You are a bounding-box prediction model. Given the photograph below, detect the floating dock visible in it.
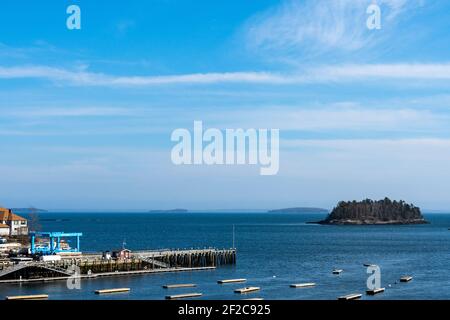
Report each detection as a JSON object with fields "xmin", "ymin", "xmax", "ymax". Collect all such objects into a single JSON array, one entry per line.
[
  {"xmin": 400, "ymin": 276, "xmax": 413, "ymax": 282},
  {"xmin": 5, "ymin": 294, "xmax": 49, "ymax": 300},
  {"xmin": 366, "ymin": 288, "xmax": 385, "ymax": 295},
  {"xmin": 165, "ymin": 293, "xmax": 203, "ymax": 300},
  {"xmin": 338, "ymin": 293, "xmax": 362, "ymax": 300},
  {"xmin": 163, "ymin": 284, "xmax": 196, "ymax": 289},
  {"xmin": 363, "ymin": 264, "xmax": 377, "ymax": 267},
  {"xmin": 234, "ymin": 287, "xmax": 260, "ymax": 294},
  {"xmin": 290, "ymin": 283, "xmax": 316, "ymax": 288},
  {"xmin": 332, "ymin": 269, "xmax": 343, "ymax": 274},
  {"xmin": 95, "ymin": 288, "xmax": 130, "ymax": 294},
  {"xmin": 218, "ymin": 278, "xmax": 246, "ymax": 284}
]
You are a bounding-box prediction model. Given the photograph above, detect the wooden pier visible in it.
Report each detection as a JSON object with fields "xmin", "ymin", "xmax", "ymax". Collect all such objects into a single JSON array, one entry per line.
[{"xmin": 0, "ymin": 248, "xmax": 236, "ymax": 284}]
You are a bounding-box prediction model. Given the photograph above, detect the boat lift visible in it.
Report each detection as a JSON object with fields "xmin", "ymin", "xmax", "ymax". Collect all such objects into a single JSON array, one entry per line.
[{"xmin": 30, "ymin": 231, "xmax": 82, "ymax": 255}]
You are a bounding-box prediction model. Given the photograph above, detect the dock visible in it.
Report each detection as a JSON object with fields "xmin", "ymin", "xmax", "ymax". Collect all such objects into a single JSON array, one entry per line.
[
  {"xmin": 0, "ymin": 248, "xmax": 236, "ymax": 284},
  {"xmin": 366, "ymin": 288, "xmax": 385, "ymax": 295},
  {"xmin": 338, "ymin": 293, "xmax": 362, "ymax": 300},
  {"xmin": 163, "ymin": 284, "xmax": 196, "ymax": 289},
  {"xmin": 0, "ymin": 266, "xmax": 216, "ymax": 284},
  {"xmin": 95, "ymin": 288, "xmax": 130, "ymax": 294},
  {"xmin": 400, "ymin": 276, "xmax": 413, "ymax": 282},
  {"xmin": 363, "ymin": 264, "xmax": 377, "ymax": 267},
  {"xmin": 218, "ymin": 278, "xmax": 246, "ymax": 284},
  {"xmin": 165, "ymin": 293, "xmax": 203, "ymax": 300},
  {"xmin": 234, "ymin": 287, "xmax": 260, "ymax": 294},
  {"xmin": 332, "ymin": 269, "xmax": 343, "ymax": 274},
  {"xmin": 290, "ymin": 283, "xmax": 316, "ymax": 288},
  {"xmin": 5, "ymin": 294, "xmax": 49, "ymax": 300}
]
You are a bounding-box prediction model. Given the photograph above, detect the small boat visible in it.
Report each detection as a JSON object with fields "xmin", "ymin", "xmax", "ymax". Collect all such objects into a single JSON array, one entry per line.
[{"xmin": 332, "ymin": 269, "xmax": 343, "ymax": 274}]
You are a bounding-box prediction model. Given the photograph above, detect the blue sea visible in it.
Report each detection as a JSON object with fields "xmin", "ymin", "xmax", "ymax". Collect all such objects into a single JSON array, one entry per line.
[{"xmin": 1, "ymin": 212, "xmax": 450, "ymax": 300}]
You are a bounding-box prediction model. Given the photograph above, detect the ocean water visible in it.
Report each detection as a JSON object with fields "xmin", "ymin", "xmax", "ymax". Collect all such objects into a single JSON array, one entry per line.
[{"xmin": 1, "ymin": 212, "xmax": 450, "ymax": 300}]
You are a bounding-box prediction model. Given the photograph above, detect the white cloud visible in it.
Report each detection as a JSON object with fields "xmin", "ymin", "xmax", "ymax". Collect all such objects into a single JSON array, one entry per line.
[
  {"xmin": 244, "ymin": 0, "xmax": 424, "ymax": 60},
  {"xmin": 1, "ymin": 63, "xmax": 450, "ymax": 87},
  {"xmin": 283, "ymin": 137, "xmax": 450, "ymax": 150},
  {"xmin": 314, "ymin": 63, "xmax": 450, "ymax": 80},
  {"xmin": 0, "ymin": 65, "xmax": 287, "ymax": 85},
  {"xmin": 0, "ymin": 102, "xmax": 447, "ymax": 137},
  {"xmin": 219, "ymin": 106, "xmax": 445, "ymax": 132},
  {"xmin": 3, "ymin": 107, "xmax": 131, "ymax": 118}
]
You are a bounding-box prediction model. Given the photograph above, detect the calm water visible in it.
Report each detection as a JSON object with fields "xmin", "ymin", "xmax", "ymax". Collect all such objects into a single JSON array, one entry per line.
[{"xmin": 1, "ymin": 212, "xmax": 450, "ymax": 300}]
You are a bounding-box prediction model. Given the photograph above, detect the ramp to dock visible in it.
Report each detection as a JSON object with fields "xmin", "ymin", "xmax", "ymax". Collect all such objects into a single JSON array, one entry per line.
[{"xmin": 0, "ymin": 262, "xmax": 73, "ymax": 281}]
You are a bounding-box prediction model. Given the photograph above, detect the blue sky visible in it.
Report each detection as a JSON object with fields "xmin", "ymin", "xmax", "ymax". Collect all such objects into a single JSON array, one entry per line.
[{"xmin": 1, "ymin": 0, "xmax": 450, "ymax": 210}]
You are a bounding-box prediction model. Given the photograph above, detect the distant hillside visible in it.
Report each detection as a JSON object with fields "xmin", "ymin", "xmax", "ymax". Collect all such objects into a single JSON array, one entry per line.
[
  {"xmin": 149, "ymin": 209, "xmax": 188, "ymax": 213},
  {"xmin": 268, "ymin": 207, "xmax": 329, "ymax": 214},
  {"xmin": 317, "ymin": 198, "xmax": 428, "ymax": 225}
]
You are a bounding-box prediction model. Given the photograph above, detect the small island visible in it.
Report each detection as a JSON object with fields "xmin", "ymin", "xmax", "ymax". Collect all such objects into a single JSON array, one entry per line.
[
  {"xmin": 316, "ymin": 198, "xmax": 428, "ymax": 225},
  {"xmin": 268, "ymin": 207, "xmax": 328, "ymax": 214},
  {"xmin": 148, "ymin": 209, "xmax": 188, "ymax": 213}
]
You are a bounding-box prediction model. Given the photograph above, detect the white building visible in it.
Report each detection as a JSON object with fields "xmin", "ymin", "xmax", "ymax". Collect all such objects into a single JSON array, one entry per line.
[
  {"xmin": 0, "ymin": 208, "xmax": 28, "ymax": 236},
  {"xmin": 0, "ymin": 223, "xmax": 9, "ymax": 236}
]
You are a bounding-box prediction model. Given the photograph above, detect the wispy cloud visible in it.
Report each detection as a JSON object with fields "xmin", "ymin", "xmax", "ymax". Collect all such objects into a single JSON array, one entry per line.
[
  {"xmin": 244, "ymin": 0, "xmax": 424, "ymax": 61},
  {"xmin": 2, "ymin": 63, "xmax": 450, "ymax": 87},
  {"xmin": 3, "ymin": 107, "xmax": 131, "ymax": 118},
  {"xmin": 0, "ymin": 65, "xmax": 284, "ymax": 85},
  {"xmin": 216, "ymin": 106, "xmax": 446, "ymax": 133}
]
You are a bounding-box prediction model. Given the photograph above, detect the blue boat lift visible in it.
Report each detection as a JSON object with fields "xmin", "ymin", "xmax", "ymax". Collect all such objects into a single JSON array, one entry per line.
[{"xmin": 30, "ymin": 231, "xmax": 83, "ymax": 255}]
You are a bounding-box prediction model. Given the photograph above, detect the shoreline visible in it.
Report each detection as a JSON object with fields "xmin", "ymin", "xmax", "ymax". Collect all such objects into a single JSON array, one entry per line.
[{"xmin": 308, "ymin": 219, "xmax": 429, "ymax": 225}]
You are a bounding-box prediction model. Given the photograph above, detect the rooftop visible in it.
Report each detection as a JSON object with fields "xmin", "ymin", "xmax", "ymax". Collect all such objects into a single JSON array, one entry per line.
[{"xmin": 0, "ymin": 208, "xmax": 27, "ymax": 222}]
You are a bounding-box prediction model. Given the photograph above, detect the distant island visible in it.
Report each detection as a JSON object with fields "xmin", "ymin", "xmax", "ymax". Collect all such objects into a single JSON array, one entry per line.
[
  {"xmin": 315, "ymin": 198, "xmax": 428, "ymax": 225},
  {"xmin": 148, "ymin": 209, "xmax": 188, "ymax": 213},
  {"xmin": 11, "ymin": 208, "xmax": 48, "ymax": 214},
  {"xmin": 268, "ymin": 207, "xmax": 328, "ymax": 214}
]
